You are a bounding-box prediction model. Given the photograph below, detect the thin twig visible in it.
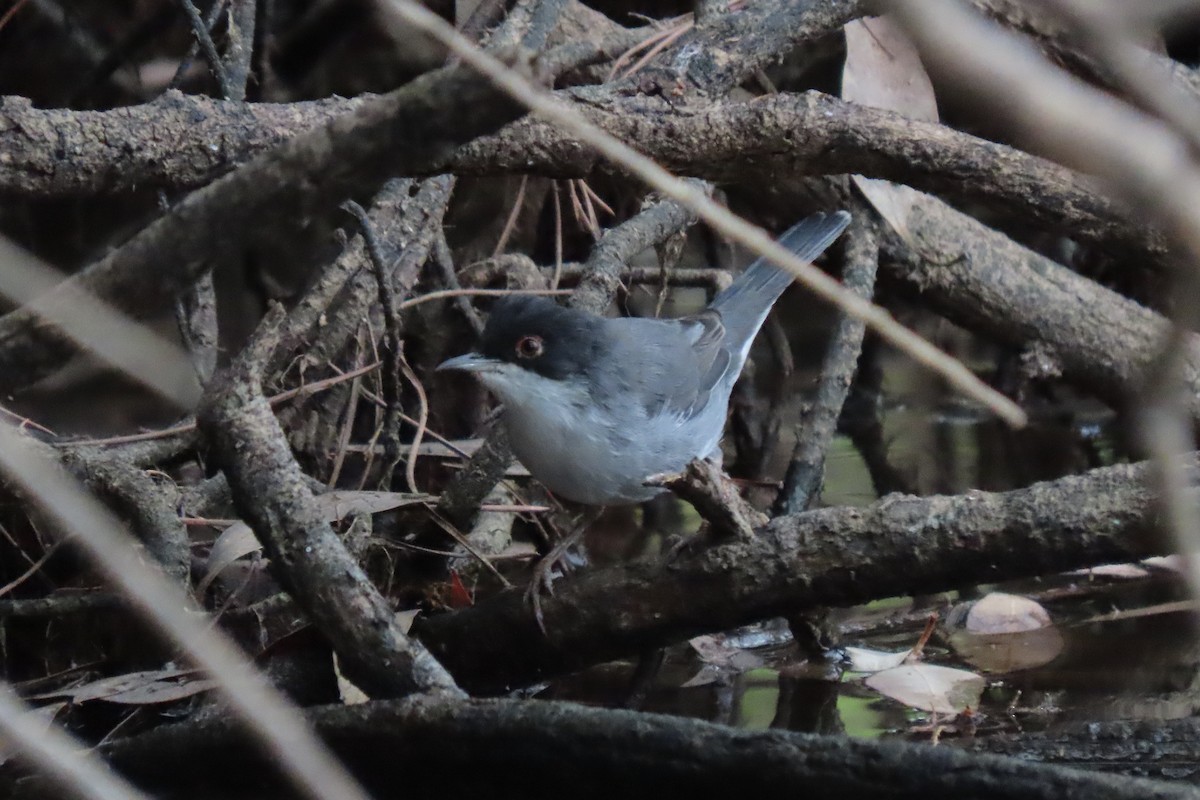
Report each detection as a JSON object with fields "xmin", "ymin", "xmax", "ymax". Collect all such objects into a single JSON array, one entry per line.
[
  {"xmin": 579, "ymin": 180, "xmax": 615, "ymax": 217},
  {"xmin": 342, "ymin": 200, "xmax": 406, "ymax": 489},
  {"xmin": 493, "ymin": 174, "xmax": 529, "ymax": 256},
  {"xmin": 64, "ymin": 361, "xmax": 381, "ymax": 447},
  {"xmin": 433, "ymin": 230, "xmax": 485, "ymax": 334},
  {"xmin": 427, "ymin": 510, "xmax": 513, "ymax": 588},
  {"xmin": 399, "ymin": 287, "xmax": 571, "ymax": 309},
  {"xmin": 551, "ymin": 180, "xmax": 564, "ymax": 288},
  {"xmin": 175, "ymin": 0, "xmax": 235, "ymax": 97},
  {"xmin": 565, "ymin": 178, "xmax": 589, "ymax": 235},
  {"xmin": 614, "ymin": 18, "xmax": 694, "ymax": 81},
  {"xmin": 606, "ymin": 14, "xmax": 692, "ymax": 81},
  {"xmin": 167, "ymin": 0, "xmax": 227, "ymax": 91},
  {"xmin": 326, "ymin": 332, "xmax": 367, "ymax": 488},
  {"xmin": 0, "ymin": 0, "xmax": 31, "ymax": 34},
  {"xmin": 398, "ymin": 349, "xmax": 429, "ymax": 495},
  {"xmin": 0, "ymin": 538, "xmax": 65, "ymax": 599}
]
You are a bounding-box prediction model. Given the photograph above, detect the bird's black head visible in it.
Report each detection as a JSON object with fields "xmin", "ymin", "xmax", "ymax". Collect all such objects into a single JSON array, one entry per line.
[{"xmin": 474, "ymin": 295, "xmax": 605, "ymax": 381}]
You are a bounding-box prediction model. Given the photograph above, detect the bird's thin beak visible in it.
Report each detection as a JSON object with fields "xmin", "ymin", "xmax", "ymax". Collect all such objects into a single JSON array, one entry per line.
[{"xmin": 436, "ymin": 352, "xmax": 497, "ymax": 373}]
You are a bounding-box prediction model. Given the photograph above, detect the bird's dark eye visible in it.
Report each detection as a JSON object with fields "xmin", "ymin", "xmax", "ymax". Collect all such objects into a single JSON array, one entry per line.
[{"xmin": 515, "ymin": 335, "xmax": 544, "ymax": 359}]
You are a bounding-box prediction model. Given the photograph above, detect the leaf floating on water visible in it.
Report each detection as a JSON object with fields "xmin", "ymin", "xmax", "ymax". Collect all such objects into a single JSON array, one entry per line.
[
  {"xmin": 949, "ymin": 627, "xmax": 1064, "ymax": 673},
  {"xmin": 1068, "ymin": 562, "xmax": 1150, "ymax": 579},
  {"xmin": 689, "ymin": 634, "xmax": 765, "ymax": 672},
  {"xmin": 965, "ymin": 592, "xmax": 1051, "ymax": 634},
  {"xmin": 865, "ymin": 664, "xmax": 984, "ymax": 715}
]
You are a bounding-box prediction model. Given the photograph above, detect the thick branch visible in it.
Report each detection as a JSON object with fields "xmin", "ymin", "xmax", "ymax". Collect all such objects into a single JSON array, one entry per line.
[
  {"xmin": 615, "ymin": 0, "xmax": 864, "ymax": 96},
  {"xmin": 199, "ymin": 316, "xmax": 463, "ymax": 699},
  {"xmin": 0, "ymin": 66, "xmax": 523, "ymax": 396},
  {"xmin": 455, "ymin": 91, "xmax": 1155, "ymax": 257},
  {"xmin": 17, "ymin": 696, "xmax": 1186, "ymax": 800},
  {"xmin": 415, "ymin": 459, "xmax": 1169, "ymax": 693},
  {"xmin": 880, "ymin": 192, "xmax": 1200, "ymax": 418},
  {"xmin": 0, "ymin": 92, "xmax": 1151, "ymax": 261}
]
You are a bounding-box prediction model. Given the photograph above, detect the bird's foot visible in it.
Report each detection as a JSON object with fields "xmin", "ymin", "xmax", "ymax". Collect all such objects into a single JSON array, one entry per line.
[
  {"xmin": 661, "ymin": 525, "xmax": 717, "ymax": 565},
  {"xmin": 525, "ymin": 511, "xmax": 600, "ymax": 634}
]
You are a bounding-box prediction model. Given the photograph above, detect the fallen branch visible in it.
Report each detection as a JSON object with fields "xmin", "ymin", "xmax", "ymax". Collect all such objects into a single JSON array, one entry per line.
[
  {"xmin": 0, "ymin": 91, "xmax": 1152, "ymax": 260},
  {"xmin": 0, "ymin": 65, "xmax": 524, "ymax": 397},
  {"xmin": 200, "ymin": 310, "xmax": 463, "ymax": 699},
  {"xmin": 880, "ymin": 191, "xmax": 1200, "ymax": 418},
  {"xmin": 415, "ymin": 459, "xmax": 1170, "ymax": 693},
  {"xmin": 10, "ymin": 696, "xmax": 1187, "ymax": 800}
]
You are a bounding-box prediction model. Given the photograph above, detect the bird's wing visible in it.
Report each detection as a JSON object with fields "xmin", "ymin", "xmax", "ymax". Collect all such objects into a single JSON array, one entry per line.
[
  {"xmin": 595, "ymin": 210, "xmax": 850, "ymax": 421},
  {"xmin": 601, "ymin": 312, "xmax": 730, "ymax": 419}
]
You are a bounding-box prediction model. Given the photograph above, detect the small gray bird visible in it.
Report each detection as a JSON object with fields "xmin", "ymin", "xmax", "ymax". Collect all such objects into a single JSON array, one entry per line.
[{"xmin": 438, "ymin": 211, "xmax": 851, "ymax": 509}]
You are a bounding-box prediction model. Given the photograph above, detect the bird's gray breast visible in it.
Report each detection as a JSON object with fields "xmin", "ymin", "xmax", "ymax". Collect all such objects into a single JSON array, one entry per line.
[{"xmin": 501, "ymin": 371, "xmax": 726, "ymax": 506}]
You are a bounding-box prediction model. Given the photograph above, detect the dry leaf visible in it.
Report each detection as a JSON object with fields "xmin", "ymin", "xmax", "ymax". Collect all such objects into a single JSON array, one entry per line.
[
  {"xmin": 333, "ymin": 653, "xmax": 370, "ymax": 705},
  {"xmin": 196, "ymin": 523, "xmax": 263, "ymax": 596},
  {"xmin": 842, "ymin": 15, "xmax": 938, "ymax": 245},
  {"xmin": 680, "ymin": 665, "xmax": 723, "ymax": 689},
  {"xmin": 845, "ymin": 645, "xmax": 912, "ymax": 673},
  {"xmin": 843, "ymin": 16, "xmax": 937, "ymax": 120},
  {"xmin": 965, "ymin": 592, "xmax": 1051, "ymax": 634},
  {"xmin": 197, "ymin": 490, "xmax": 430, "ymax": 595},
  {"xmin": 395, "ymin": 608, "xmax": 420, "ymax": 635},
  {"xmin": 31, "ymin": 669, "xmax": 215, "ymax": 705}
]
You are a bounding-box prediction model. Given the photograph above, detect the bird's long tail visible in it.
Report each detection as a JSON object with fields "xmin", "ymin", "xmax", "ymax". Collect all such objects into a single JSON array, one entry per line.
[{"xmin": 710, "ymin": 210, "xmax": 852, "ymax": 358}]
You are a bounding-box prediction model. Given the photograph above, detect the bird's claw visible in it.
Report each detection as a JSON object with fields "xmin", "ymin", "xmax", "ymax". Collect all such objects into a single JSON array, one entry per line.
[
  {"xmin": 661, "ymin": 527, "xmax": 711, "ymax": 566},
  {"xmin": 524, "ymin": 520, "xmax": 592, "ymax": 635},
  {"xmin": 525, "ymin": 549, "xmax": 570, "ymax": 634}
]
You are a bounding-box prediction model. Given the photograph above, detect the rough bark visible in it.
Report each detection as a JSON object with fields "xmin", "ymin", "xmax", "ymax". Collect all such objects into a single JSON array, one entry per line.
[
  {"xmin": 0, "ymin": 66, "xmax": 524, "ymax": 397},
  {"xmin": 415, "ymin": 459, "xmax": 1169, "ymax": 693},
  {"xmin": 880, "ymin": 192, "xmax": 1200, "ymax": 418},
  {"xmin": 0, "ymin": 91, "xmax": 1152, "ymax": 259},
  {"xmin": 200, "ymin": 313, "xmax": 463, "ymax": 699},
  {"xmin": 6, "ymin": 697, "xmax": 1189, "ymax": 800}
]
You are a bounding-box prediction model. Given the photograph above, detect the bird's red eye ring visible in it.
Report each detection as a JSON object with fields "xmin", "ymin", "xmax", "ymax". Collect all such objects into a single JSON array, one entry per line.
[{"xmin": 515, "ymin": 335, "xmax": 544, "ymax": 359}]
